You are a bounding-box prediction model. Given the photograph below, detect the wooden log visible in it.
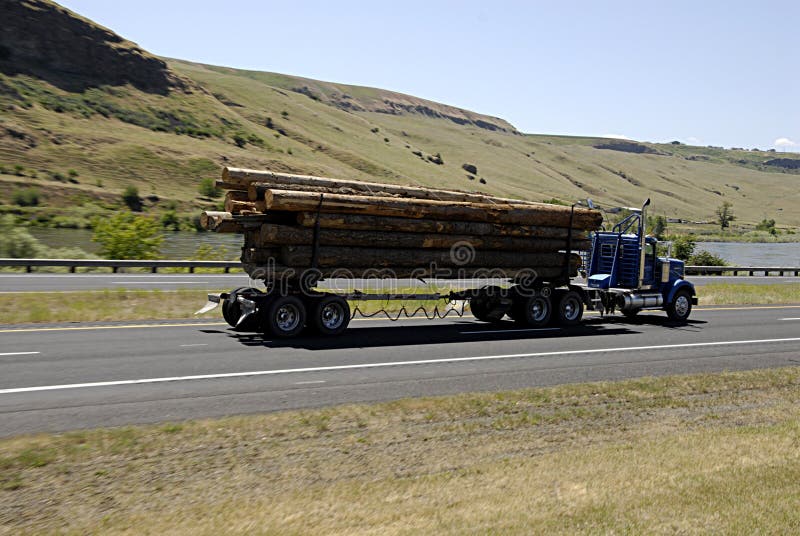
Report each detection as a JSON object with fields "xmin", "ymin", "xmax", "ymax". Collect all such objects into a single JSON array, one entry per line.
[
  {"xmin": 264, "ymin": 189, "xmax": 602, "ymax": 229},
  {"xmin": 223, "ymin": 167, "xmax": 542, "ymax": 206},
  {"xmin": 295, "ymin": 212, "xmax": 587, "ymax": 239},
  {"xmin": 256, "ymin": 224, "xmax": 590, "ymax": 252},
  {"xmin": 279, "ymin": 245, "xmax": 576, "ymax": 269},
  {"xmin": 200, "ymin": 211, "xmax": 244, "ymax": 233},
  {"xmin": 224, "ymin": 191, "xmax": 267, "ymax": 214},
  {"xmin": 247, "ymin": 182, "xmax": 363, "ymax": 201}
]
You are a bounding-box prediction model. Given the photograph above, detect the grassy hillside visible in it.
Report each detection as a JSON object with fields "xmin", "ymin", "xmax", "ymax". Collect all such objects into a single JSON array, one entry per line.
[{"xmin": 0, "ymin": 1, "xmax": 798, "ymax": 234}]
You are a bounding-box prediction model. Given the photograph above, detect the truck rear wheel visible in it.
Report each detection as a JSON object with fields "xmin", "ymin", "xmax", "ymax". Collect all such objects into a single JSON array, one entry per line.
[
  {"xmin": 666, "ymin": 290, "xmax": 693, "ymax": 322},
  {"xmin": 554, "ymin": 290, "xmax": 583, "ymax": 326},
  {"xmin": 262, "ymin": 295, "xmax": 306, "ymax": 338},
  {"xmin": 515, "ymin": 295, "xmax": 552, "ymax": 328},
  {"xmin": 309, "ymin": 295, "xmax": 350, "ymax": 336}
]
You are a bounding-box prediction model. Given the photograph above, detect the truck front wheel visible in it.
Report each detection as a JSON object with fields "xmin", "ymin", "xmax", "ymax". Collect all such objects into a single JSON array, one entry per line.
[
  {"xmin": 262, "ymin": 295, "xmax": 306, "ymax": 338},
  {"xmin": 666, "ymin": 290, "xmax": 693, "ymax": 322}
]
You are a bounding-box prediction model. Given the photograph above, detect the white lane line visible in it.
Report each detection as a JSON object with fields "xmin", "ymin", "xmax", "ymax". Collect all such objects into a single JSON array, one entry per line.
[
  {"xmin": 111, "ymin": 281, "xmax": 210, "ymax": 284},
  {"xmin": 780, "ymin": 318, "xmax": 800, "ymax": 321},
  {"xmin": 460, "ymin": 328, "xmax": 560, "ymax": 334},
  {"xmin": 2, "ymin": 337, "xmax": 800, "ymax": 395},
  {"xmin": 0, "ymin": 352, "xmax": 40, "ymax": 357},
  {"xmin": 179, "ymin": 343, "xmax": 208, "ymax": 347},
  {"xmin": 294, "ymin": 380, "xmax": 326, "ymax": 385}
]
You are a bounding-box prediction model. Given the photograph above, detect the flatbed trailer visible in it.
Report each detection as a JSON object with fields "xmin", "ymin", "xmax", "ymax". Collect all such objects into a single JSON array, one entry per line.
[{"xmin": 199, "ymin": 199, "xmax": 696, "ymax": 337}]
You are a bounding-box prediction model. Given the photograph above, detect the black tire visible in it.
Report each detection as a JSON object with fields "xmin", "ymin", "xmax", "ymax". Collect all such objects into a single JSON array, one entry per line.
[
  {"xmin": 222, "ymin": 287, "xmax": 261, "ymax": 331},
  {"xmin": 309, "ymin": 295, "xmax": 351, "ymax": 336},
  {"xmin": 262, "ymin": 295, "xmax": 306, "ymax": 338},
  {"xmin": 516, "ymin": 295, "xmax": 552, "ymax": 327},
  {"xmin": 554, "ymin": 290, "xmax": 584, "ymax": 326},
  {"xmin": 622, "ymin": 309, "xmax": 640, "ymax": 319},
  {"xmin": 469, "ymin": 297, "xmax": 494, "ymax": 322},
  {"xmin": 666, "ymin": 290, "xmax": 693, "ymax": 322}
]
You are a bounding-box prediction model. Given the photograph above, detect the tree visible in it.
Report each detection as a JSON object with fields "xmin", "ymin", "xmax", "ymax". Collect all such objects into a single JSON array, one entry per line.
[
  {"xmin": 672, "ymin": 234, "xmax": 696, "ymax": 261},
  {"xmin": 92, "ymin": 212, "xmax": 164, "ymax": 259},
  {"xmin": 648, "ymin": 215, "xmax": 667, "ymax": 239},
  {"xmin": 715, "ymin": 201, "xmax": 735, "ymax": 230}
]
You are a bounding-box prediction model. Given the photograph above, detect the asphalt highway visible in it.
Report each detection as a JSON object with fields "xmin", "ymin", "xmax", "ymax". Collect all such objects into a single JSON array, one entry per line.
[
  {"xmin": 1, "ymin": 273, "xmax": 798, "ymax": 292},
  {"xmin": 1, "ymin": 305, "xmax": 799, "ymax": 436}
]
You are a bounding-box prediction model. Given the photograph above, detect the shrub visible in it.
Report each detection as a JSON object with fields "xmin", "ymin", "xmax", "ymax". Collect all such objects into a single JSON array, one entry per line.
[
  {"xmin": 13, "ymin": 164, "xmax": 24, "ymax": 176},
  {"xmin": 92, "ymin": 212, "xmax": 163, "ymax": 259},
  {"xmin": 68, "ymin": 169, "xmax": 79, "ymax": 178},
  {"xmin": 12, "ymin": 188, "xmax": 40, "ymax": 207},
  {"xmin": 755, "ymin": 218, "xmax": 777, "ymax": 235},
  {"xmin": 160, "ymin": 210, "xmax": 180, "ymax": 231},
  {"xmin": 198, "ymin": 178, "xmax": 220, "ymax": 198},
  {"xmin": 233, "ymin": 133, "xmax": 247, "ymax": 148},
  {"xmin": 689, "ymin": 250, "xmax": 727, "ymax": 266},
  {"xmin": 122, "ymin": 185, "xmax": 142, "ymax": 211}
]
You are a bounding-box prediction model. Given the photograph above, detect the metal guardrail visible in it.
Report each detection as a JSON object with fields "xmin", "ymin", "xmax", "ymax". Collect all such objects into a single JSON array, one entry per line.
[
  {"xmin": 0, "ymin": 258, "xmax": 241, "ymax": 273},
  {"xmin": 0, "ymin": 259, "xmax": 798, "ymax": 276},
  {"xmin": 685, "ymin": 266, "xmax": 800, "ymax": 276}
]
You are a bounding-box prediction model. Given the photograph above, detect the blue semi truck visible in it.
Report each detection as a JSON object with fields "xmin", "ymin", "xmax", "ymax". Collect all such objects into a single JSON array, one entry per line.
[{"xmin": 201, "ymin": 199, "xmax": 697, "ymax": 337}]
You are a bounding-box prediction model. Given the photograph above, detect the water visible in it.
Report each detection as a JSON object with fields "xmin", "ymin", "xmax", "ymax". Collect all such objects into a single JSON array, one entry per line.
[
  {"xmin": 29, "ymin": 228, "xmax": 243, "ymax": 259},
  {"xmin": 26, "ymin": 229, "xmax": 800, "ymax": 266},
  {"xmin": 698, "ymin": 242, "xmax": 799, "ymax": 267}
]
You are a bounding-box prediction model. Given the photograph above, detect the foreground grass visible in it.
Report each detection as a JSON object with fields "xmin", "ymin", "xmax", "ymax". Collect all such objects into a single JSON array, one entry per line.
[
  {"xmin": 0, "ymin": 283, "xmax": 798, "ymax": 325},
  {"xmin": 2, "ymin": 367, "xmax": 800, "ymax": 534}
]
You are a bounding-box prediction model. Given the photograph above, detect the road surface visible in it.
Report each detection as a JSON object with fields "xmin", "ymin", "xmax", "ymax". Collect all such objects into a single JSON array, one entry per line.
[{"xmin": 1, "ymin": 304, "xmax": 799, "ymax": 436}]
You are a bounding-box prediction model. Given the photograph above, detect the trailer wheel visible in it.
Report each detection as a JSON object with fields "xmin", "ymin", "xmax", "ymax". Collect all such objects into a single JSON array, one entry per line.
[
  {"xmin": 516, "ymin": 295, "xmax": 552, "ymax": 327},
  {"xmin": 309, "ymin": 295, "xmax": 351, "ymax": 336},
  {"xmin": 666, "ymin": 290, "xmax": 693, "ymax": 322},
  {"xmin": 622, "ymin": 309, "xmax": 640, "ymax": 318},
  {"xmin": 222, "ymin": 287, "xmax": 262, "ymax": 331},
  {"xmin": 263, "ymin": 295, "xmax": 306, "ymax": 338},
  {"xmin": 554, "ymin": 290, "xmax": 583, "ymax": 326},
  {"xmin": 469, "ymin": 297, "xmax": 493, "ymax": 322}
]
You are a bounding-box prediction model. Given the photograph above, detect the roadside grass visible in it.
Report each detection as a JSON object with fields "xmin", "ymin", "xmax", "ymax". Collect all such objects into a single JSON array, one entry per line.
[
  {"xmin": 0, "ymin": 283, "xmax": 797, "ymax": 324},
  {"xmin": 699, "ymin": 282, "xmax": 800, "ymax": 305},
  {"xmin": 2, "ymin": 367, "xmax": 800, "ymax": 533}
]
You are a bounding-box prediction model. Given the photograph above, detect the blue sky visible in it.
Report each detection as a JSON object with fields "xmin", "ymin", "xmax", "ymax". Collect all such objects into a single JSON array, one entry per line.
[{"xmin": 58, "ymin": 0, "xmax": 799, "ymax": 151}]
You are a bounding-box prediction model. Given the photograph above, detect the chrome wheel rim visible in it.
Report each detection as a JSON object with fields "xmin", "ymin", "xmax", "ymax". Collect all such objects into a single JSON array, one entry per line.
[
  {"xmin": 530, "ymin": 298, "xmax": 548, "ymax": 322},
  {"xmin": 674, "ymin": 295, "xmax": 690, "ymax": 318},
  {"xmin": 563, "ymin": 297, "xmax": 580, "ymax": 321},
  {"xmin": 321, "ymin": 303, "xmax": 344, "ymax": 330},
  {"xmin": 276, "ymin": 304, "xmax": 300, "ymax": 332}
]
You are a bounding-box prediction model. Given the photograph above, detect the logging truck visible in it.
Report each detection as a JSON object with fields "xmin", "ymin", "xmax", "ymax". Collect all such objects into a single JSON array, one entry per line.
[{"xmin": 199, "ymin": 197, "xmax": 697, "ymax": 338}]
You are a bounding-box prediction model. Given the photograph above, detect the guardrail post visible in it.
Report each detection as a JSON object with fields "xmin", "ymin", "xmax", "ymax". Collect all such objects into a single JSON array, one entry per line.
[
  {"xmin": 189, "ymin": 266, "xmax": 195, "ymax": 273},
  {"xmin": 26, "ymin": 265, "xmax": 32, "ymax": 273},
  {"xmin": 112, "ymin": 266, "xmax": 118, "ymax": 274},
  {"xmin": 151, "ymin": 266, "xmax": 157, "ymax": 273}
]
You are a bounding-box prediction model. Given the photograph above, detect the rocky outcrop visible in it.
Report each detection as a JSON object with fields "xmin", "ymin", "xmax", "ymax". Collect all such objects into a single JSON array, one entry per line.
[
  {"xmin": 764, "ymin": 158, "xmax": 800, "ymax": 170},
  {"xmin": 0, "ymin": 0, "xmax": 184, "ymax": 94},
  {"xmin": 593, "ymin": 141, "xmax": 667, "ymax": 155}
]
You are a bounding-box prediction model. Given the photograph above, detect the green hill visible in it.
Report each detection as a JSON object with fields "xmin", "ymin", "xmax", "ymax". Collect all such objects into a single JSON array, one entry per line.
[{"xmin": 1, "ymin": 0, "xmax": 798, "ymax": 234}]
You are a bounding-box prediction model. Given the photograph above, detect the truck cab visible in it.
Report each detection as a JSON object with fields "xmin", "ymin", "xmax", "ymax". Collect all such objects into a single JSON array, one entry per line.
[{"xmin": 583, "ymin": 199, "xmax": 697, "ymax": 321}]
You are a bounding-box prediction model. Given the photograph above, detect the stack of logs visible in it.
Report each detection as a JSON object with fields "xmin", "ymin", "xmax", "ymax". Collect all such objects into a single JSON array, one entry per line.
[{"xmin": 200, "ymin": 168, "xmax": 603, "ymax": 280}]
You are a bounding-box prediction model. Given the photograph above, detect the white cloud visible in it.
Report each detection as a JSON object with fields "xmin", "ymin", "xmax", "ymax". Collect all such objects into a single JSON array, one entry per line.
[
  {"xmin": 686, "ymin": 136, "xmax": 702, "ymax": 145},
  {"xmin": 602, "ymin": 133, "xmax": 630, "ymax": 140},
  {"xmin": 774, "ymin": 137, "xmax": 797, "ymax": 148}
]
